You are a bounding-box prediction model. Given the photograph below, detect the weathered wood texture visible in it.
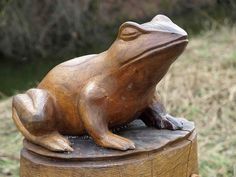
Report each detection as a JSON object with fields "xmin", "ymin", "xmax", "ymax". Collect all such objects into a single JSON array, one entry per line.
[{"xmin": 20, "ymin": 120, "xmax": 198, "ymax": 177}]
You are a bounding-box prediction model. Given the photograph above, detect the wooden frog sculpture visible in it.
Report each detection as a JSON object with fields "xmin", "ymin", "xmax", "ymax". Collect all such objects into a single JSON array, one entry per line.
[{"xmin": 12, "ymin": 15, "xmax": 188, "ymax": 152}]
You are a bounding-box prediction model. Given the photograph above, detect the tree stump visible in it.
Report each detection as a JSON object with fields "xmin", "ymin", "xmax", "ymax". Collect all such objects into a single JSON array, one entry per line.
[{"xmin": 20, "ymin": 119, "xmax": 198, "ymax": 177}]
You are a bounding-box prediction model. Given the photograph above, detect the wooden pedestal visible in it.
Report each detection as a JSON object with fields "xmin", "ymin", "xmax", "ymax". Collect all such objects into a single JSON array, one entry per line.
[{"xmin": 20, "ymin": 119, "xmax": 198, "ymax": 177}]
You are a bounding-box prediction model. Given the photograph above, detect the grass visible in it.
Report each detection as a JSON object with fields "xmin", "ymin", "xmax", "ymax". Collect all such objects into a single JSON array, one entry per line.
[
  {"xmin": 0, "ymin": 99, "xmax": 21, "ymax": 177},
  {"xmin": 0, "ymin": 26, "xmax": 236, "ymax": 177}
]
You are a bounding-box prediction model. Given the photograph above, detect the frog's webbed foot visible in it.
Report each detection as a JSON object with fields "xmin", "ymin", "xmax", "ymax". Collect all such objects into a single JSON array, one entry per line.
[
  {"xmin": 38, "ymin": 132, "xmax": 73, "ymax": 152},
  {"xmin": 97, "ymin": 132, "xmax": 135, "ymax": 151},
  {"xmin": 141, "ymin": 110, "xmax": 183, "ymax": 130},
  {"xmin": 140, "ymin": 94, "xmax": 183, "ymax": 130}
]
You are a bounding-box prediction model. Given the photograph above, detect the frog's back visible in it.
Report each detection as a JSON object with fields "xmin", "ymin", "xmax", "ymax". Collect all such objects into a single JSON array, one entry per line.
[
  {"xmin": 38, "ymin": 54, "xmax": 97, "ymax": 92},
  {"xmin": 59, "ymin": 54, "xmax": 97, "ymax": 67}
]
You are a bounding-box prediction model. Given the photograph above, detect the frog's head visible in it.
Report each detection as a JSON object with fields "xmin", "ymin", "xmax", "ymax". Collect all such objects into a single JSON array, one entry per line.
[{"xmin": 107, "ymin": 15, "xmax": 188, "ymax": 70}]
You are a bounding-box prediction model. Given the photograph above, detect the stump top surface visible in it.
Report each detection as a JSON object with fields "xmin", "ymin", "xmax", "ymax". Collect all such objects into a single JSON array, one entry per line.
[{"xmin": 24, "ymin": 118, "xmax": 194, "ymax": 161}]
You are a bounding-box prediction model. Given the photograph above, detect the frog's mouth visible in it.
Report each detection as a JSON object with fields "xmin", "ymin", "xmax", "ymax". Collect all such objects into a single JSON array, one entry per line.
[{"xmin": 120, "ymin": 36, "xmax": 188, "ymax": 68}]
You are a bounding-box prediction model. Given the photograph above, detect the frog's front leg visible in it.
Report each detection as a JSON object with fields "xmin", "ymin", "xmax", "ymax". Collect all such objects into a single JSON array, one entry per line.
[
  {"xmin": 79, "ymin": 82, "xmax": 135, "ymax": 151},
  {"xmin": 140, "ymin": 94, "xmax": 183, "ymax": 130}
]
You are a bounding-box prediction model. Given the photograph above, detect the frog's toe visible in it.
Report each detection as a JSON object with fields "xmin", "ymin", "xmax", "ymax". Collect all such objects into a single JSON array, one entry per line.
[
  {"xmin": 165, "ymin": 115, "xmax": 184, "ymax": 130},
  {"xmin": 50, "ymin": 138, "xmax": 74, "ymax": 152}
]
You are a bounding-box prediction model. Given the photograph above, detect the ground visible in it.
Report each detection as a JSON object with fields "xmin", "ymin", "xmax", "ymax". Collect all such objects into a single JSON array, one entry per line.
[{"xmin": 0, "ymin": 26, "xmax": 236, "ymax": 177}]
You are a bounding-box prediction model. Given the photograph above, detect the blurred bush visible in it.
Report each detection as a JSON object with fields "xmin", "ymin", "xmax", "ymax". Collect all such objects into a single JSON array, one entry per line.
[
  {"xmin": 0, "ymin": 0, "xmax": 235, "ymax": 62},
  {"xmin": 0, "ymin": 0, "xmax": 100, "ymax": 61}
]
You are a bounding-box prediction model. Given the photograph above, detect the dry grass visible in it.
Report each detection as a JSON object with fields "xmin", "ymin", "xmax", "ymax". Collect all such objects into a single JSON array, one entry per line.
[
  {"xmin": 0, "ymin": 26, "xmax": 236, "ymax": 177},
  {"xmin": 0, "ymin": 99, "xmax": 22, "ymax": 177}
]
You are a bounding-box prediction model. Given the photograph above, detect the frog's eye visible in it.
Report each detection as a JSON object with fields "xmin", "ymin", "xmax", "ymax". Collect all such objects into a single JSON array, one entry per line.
[{"xmin": 119, "ymin": 24, "xmax": 141, "ymax": 41}]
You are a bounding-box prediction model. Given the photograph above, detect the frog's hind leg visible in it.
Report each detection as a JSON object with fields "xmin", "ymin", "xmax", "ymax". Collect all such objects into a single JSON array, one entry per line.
[
  {"xmin": 12, "ymin": 88, "xmax": 73, "ymax": 152},
  {"xmin": 140, "ymin": 94, "xmax": 183, "ymax": 130}
]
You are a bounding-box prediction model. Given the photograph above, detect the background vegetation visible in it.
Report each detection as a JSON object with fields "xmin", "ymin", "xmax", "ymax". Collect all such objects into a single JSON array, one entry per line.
[
  {"xmin": 0, "ymin": 0, "xmax": 236, "ymax": 177},
  {"xmin": 0, "ymin": 0, "xmax": 236, "ymax": 97}
]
